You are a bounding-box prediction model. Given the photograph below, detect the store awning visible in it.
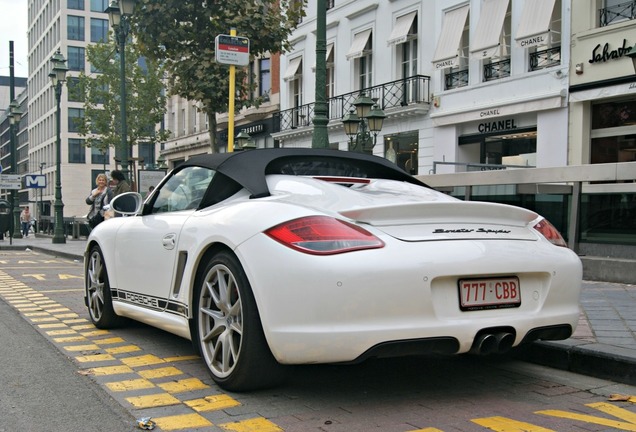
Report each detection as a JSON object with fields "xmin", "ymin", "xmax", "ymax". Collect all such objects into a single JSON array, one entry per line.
[
  {"xmin": 470, "ymin": 0, "xmax": 509, "ymax": 60},
  {"xmin": 346, "ymin": 29, "xmax": 372, "ymax": 60},
  {"xmin": 432, "ymin": 4, "xmax": 470, "ymax": 70},
  {"xmin": 387, "ymin": 11, "xmax": 417, "ymax": 46},
  {"xmin": 283, "ymin": 56, "xmax": 302, "ymax": 81},
  {"xmin": 515, "ymin": 0, "xmax": 556, "ymax": 48},
  {"xmin": 312, "ymin": 43, "xmax": 334, "ymax": 71}
]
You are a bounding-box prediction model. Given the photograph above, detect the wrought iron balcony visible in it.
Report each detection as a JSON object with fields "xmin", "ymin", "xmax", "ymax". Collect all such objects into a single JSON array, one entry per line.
[
  {"xmin": 600, "ymin": 0, "xmax": 636, "ymax": 26},
  {"xmin": 484, "ymin": 59, "xmax": 511, "ymax": 82},
  {"xmin": 445, "ymin": 69, "xmax": 469, "ymax": 90},
  {"xmin": 274, "ymin": 75, "xmax": 430, "ymax": 133},
  {"xmin": 529, "ymin": 46, "xmax": 561, "ymax": 71}
]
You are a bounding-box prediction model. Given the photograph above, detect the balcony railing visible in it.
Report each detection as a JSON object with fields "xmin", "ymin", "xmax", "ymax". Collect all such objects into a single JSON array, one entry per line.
[
  {"xmin": 484, "ymin": 59, "xmax": 511, "ymax": 82},
  {"xmin": 529, "ymin": 46, "xmax": 561, "ymax": 71},
  {"xmin": 600, "ymin": 0, "xmax": 636, "ymax": 26},
  {"xmin": 445, "ymin": 69, "xmax": 469, "ymax": 90},
  {"xmin": 274, "ymin": 75, "xmax": 430, "ymax": 132}
]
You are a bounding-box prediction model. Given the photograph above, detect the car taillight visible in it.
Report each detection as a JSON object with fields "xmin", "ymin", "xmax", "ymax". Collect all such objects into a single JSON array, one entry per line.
[
  {"xmin": 265, "ymin": 216, "xmax": 385, "ymax": 255},
  {"xmin": 533, "ymin": 218, "xmax": 567, "ymax": 247}
]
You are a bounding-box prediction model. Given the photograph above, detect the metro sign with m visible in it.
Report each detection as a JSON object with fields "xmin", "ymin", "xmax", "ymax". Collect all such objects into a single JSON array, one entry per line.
[{"xmin": 25, "ymin": 174, "xmax": 46, "ymax": 188}]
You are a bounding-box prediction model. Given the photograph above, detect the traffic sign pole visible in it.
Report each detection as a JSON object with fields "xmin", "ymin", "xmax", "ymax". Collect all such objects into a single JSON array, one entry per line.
[{"xmin": 228, "ymin": 28, "xmax": 236, "ymax": 152}]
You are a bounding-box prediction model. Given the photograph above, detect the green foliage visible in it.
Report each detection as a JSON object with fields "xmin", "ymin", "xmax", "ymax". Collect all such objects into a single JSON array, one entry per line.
[
  {"xmin": 76, "ymin": 37, "xmax": 170, "ymax": 156},
  {"xmin": 131, "ymin": 0, "xmax": 305, "ymax": 152}
]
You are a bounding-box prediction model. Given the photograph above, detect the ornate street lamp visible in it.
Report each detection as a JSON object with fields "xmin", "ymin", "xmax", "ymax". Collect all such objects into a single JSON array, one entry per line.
[
  {"xmin": 8, "ymin": 99, "xmax": 24, "ymax": 239},
  {"xmin": 236, "ymin": 131, "xmax": 256, "ymax": 150},
  {"xmin": 106, "ymin": 0, "xmax": 135, "ymax": 182},
  {"xmin": 49, "ymin": 49, "xmax": 69, "ymax": 244},
  {"xmin": 342, "ymin": 93, "xmax": 386, "ymax": 154}
]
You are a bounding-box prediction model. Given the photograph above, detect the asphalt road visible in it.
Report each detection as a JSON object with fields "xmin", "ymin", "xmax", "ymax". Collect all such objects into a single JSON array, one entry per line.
[
  {"xmin": 0, "ymin": 296, "xmax": 136, "ymax": 432},
  {"xmin": 1, "ymin": 249, "xmax": 636, "ymax": 432}
]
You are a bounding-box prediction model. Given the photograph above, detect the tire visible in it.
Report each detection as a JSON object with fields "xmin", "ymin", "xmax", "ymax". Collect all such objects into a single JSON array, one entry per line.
[
  {"xmin": 193, "ymin": 251, "xmax": 284, "ymax": 391},
  {"xmin": 85, "ymin": 245, "xmax": 123, "ymax": 328}
]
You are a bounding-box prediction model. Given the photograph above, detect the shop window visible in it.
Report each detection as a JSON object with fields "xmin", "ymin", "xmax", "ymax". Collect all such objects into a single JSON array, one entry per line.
[
  {"xmin": 383, "ymin": 131, "xmax": 419, "ymax": 175},
  {"xmin": 591, "ymin": 100, "xmax": 636, "ymax": 164}
]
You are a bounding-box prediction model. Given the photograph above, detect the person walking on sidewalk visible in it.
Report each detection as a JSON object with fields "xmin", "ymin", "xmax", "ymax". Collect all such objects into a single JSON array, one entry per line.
[{"xmin": 20, "ymin": 207, "xmax": 31, "ymax": 238}]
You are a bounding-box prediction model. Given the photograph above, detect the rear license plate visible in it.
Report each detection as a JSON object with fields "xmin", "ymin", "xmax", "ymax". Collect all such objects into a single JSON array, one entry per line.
[{"xmin": 458, "ymin": 277, "xmax": 521, "ymax": 311}]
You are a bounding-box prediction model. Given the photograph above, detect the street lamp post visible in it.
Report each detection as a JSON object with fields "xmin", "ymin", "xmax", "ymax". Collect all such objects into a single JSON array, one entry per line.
[
  {"xmin": 49, "ymin": 49, "xmax": 69, "ymax": 244},
  {"xmin": 312, "ymin": 0, "xmax": 329, "ymax": 148},
  {"xmin": 106, "ymin": 0, "xmax": 135, "ymax": 183},
  {"xmin": 342, "ymin": 93, "xmax": 386, "ymax": 154},
  {"xmin": 8, "ymin": 100, "xmax": 24, "ymax": 239}
]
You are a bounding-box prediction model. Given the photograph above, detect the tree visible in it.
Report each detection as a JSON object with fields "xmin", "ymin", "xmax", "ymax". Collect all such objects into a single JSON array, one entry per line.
[
  {"xmin": 76, "ymin": 38, "xmax": 170, "ymax": 164},
  {"xmin": 132, "ymin": 0, "xmax": 305, "ymax": 153}
]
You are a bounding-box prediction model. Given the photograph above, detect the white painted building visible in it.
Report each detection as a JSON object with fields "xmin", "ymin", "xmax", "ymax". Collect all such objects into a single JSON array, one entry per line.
[{"xmin": 274, "ymin": 0, "xmax": 568, "ymax": 178}]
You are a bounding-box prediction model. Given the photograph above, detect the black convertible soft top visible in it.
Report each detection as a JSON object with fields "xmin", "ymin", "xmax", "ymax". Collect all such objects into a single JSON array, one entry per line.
[{"xmin": 178, "ymin": 148, "xmax": 427, "ymax": 199}]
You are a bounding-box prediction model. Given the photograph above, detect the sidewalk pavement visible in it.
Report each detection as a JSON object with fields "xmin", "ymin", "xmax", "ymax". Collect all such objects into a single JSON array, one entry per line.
[{"xmin": 1, "ymin": 234, "xmax": 635, "ymax": 385}]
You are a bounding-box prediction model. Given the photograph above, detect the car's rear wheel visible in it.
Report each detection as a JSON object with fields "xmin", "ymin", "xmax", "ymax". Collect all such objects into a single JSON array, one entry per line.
[
  {"xmin": 194, "ymin": 251, "xmax": 284, "ymax": 391},
  {"xmin": 85, "ymin": 245, "xmax": 123, "ymax": 328}
]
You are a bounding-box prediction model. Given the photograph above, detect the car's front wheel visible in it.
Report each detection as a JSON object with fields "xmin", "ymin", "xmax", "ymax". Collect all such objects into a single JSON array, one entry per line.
[
  {"xmin": 194, "ymin": 251, "xmax": 284, "ymax": 391},
  {"xmin": 85, "ymin": 245, "xmax": 123, "ymax": 328}
]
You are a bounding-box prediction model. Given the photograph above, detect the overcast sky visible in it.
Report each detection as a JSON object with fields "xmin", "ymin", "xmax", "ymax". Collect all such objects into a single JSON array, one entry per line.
[{"xmin": 0, "ymin": 0, "xmax": 29, "ymax": 78}]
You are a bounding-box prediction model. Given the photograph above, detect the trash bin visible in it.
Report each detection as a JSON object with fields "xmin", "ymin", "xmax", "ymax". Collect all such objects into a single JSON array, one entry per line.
[{"xmin": 0, "ymin": 200, "xmax": 12, "ymax": 239}]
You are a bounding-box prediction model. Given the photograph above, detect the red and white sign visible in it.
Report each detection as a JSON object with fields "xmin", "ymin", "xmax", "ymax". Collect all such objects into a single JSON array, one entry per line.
[{"xmin": 215, "ymin": 34, "xmax": 250, "ymax": 66}]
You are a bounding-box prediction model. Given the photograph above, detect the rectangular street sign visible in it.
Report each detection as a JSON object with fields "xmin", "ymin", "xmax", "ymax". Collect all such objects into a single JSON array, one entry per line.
[
  {"xmin": 215, "ymin": 34, "xmax": 250, "ymax": 66},
  {"xmin": 0, "ymin": 174, "xmax": 21, "ymax": 190},
  {"xmin": 25, "ymin": 174, "xmax": 46, "ymax": 188}
]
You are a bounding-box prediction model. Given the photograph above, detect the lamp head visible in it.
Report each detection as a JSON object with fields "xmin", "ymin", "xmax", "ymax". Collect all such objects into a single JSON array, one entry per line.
[
  {"xmin": 342, "ymin": 109, "xmax": 360, "ymax": 137},
  {"xmin": 353, "ymin": 92, "xmax": 374, "ymax": 118}
]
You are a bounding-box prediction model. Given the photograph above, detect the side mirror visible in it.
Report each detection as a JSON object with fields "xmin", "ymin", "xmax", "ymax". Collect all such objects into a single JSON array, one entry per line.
[{"xmin": 110, "ymin": 192, "xmax": 143, "ymax": 215}]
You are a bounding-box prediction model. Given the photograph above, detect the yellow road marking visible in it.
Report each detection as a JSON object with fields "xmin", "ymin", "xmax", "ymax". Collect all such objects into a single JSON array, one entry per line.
[
  {"xmin": 64, "ymin": 344, "xmax": 100, "ymax": 352},
  {"xmin": 121, "ymin": 354, "xmax": 165, "ymax": 367},
  {"xmin": 30, "ymin": 317, "xmax": 59, "ymax": 323},
  {"xmin": 125, "ymin": 393, "xmax": 181, "ymax": 409},
  {"xmin": 473, "ymin": 416, "xmax": 555, "ymax": 431},
  {"xmin": 54, "ymin": 336, "xmax": 88, "ymax": 343},
  {"xmin": 184, "ymin": 394, "xmax": 241, "ymax": 412},
  {"xmin": 46, "ymin": 329, "xmax": 77, "ymax": 335},
  {"xmin": 81, "ymin": 330, "xmax": 110, "ymax": 337},
  {"xmin": 538, "ymin": 402, "xmax": 636, "ymax": 431},
  {"xmin": 75, "ymin": 353, "xmax": 116, "ymax": 362},
  {"xmin": 164, "ymin": 355, "xmax": 200, "ymax": 362},
  {"xmin": 60, "ymin": 274, "xmax": 82, "ymax": 279},
  {"xmin": 105, "ymin": 345, "xmax": 141, "ymax": 354},
  {"xmin": 71, "ymin": 324, "xmax": 95, "ymax": 330},
  {"xmin": 106, "ymin": 378, "xmax": 155, "ymax": 392},
  {"xmin": 94, "ymin": 337, "xmax": 125, "ymax": 345},
  {"xmin": 219, "ymin": 417, "xmax": 283, "ymax": 432},
  {"xmin": 23, "ymin": 274, "xmax": 46, "ymax": 280},
  {"xmin": 158, "ymin": 378, "xmax": 210, "ymax": 394},
  {"xmin": 37, "ymin": 323, "xmax": 67, "ymax": 329},
  {"xmin": 86, "ymin": 365, "xmax": 134, "ymax": 376},
  {"xmin": 153, "ymin": 413, "xmax": 213, "ymax": 430},
  {"xmin": 138, "ymin": 367, "xmax": 183, "ymax": 379}
]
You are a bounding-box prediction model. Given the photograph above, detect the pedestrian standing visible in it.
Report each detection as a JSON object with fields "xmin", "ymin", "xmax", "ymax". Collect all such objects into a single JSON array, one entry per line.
[
  {"xmin": 110, "ymin": 170, "xmax": 131, "ymax": 197},
  {"xmin": 20, "ymin": 207, "xmax": 31, "ymax": 237},
  {"xmin": 86, "ymin": 173, "xmax": 112, "ymax": 229}
]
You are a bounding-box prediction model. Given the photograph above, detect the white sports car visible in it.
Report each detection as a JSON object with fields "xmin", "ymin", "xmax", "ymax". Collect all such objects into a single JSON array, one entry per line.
[{"xmin": 84, "ymin": 148, "xmax": 582, "ymax": 391}]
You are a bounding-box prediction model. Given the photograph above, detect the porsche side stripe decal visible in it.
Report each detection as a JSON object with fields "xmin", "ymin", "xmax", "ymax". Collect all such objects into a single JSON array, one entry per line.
[{"xmin": 111, "ymin": 289, "xmax": 189, "ymax": 317}]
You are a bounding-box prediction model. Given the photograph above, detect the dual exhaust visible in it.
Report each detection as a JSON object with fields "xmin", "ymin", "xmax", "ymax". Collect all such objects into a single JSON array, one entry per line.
[{"xmin": 470, "ymin": 332, "xmax": 515, "ymax": 355}]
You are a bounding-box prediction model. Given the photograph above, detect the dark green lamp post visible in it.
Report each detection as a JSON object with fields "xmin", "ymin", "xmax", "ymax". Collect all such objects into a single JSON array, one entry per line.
[
  {"xmin": 49, "ymin": 49, "xmax": 69, "ymax": 244},
  {"xmin": 106, "ymin": 0, "xmax": 135, "ymax": 182},
  {"xmin": 312, "ymin": 0, "xmax": 329, "ymax": 148},
  {"xmin": 9, "ymin": 100, "xmax": 24, "ymax": 239}
]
